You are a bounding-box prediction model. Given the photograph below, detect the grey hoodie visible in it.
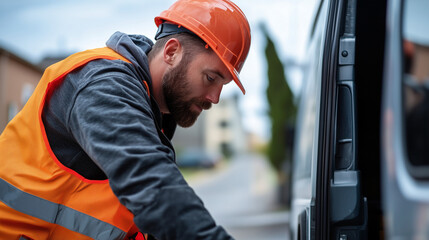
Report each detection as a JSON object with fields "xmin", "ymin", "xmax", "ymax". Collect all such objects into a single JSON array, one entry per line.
[{"xmin": 42, "ymin": 31, "xmax": 233, "ymax": 240}]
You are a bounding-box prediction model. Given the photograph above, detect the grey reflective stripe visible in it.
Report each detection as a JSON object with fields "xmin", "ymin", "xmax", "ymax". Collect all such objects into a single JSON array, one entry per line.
[{"xmin": 0, "ymin": 178, "xmax": 127, "ymax": 240}]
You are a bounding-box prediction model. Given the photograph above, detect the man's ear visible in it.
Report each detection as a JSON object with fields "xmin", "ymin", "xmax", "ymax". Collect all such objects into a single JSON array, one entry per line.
[{"xmin": 163, "ymin": 38, "xmax": 182, "ymax": 66}]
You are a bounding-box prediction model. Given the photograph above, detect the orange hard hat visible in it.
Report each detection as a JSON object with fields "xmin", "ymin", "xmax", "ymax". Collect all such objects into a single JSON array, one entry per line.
[{"xmin": 155, "ymin": 0, "xmax": 251, "ymax": 94}]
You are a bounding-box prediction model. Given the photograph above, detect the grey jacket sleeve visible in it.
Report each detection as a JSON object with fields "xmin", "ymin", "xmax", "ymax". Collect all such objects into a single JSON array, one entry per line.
[{"xmin": 66, "ymin": 60, "xmax": 233, "ymax": 240}]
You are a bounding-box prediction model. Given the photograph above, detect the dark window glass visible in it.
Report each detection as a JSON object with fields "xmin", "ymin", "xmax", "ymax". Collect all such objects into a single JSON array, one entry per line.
[
  {"xmin": 219, "ymin": 120, "xmax": 229, "ymax": 128},
  {"xmin": 402, "ymin": 0, "xmax": 429, "ymax": 173}
]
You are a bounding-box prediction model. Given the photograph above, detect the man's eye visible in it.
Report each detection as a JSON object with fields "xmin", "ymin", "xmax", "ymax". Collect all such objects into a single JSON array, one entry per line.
[{"xmin": 206, "ymin": 75, "xmax": 215, "ymax": 82}]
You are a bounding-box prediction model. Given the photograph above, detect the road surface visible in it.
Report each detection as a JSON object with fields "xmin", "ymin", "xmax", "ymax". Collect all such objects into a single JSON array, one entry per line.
[{"xmin": 187, "ymin": 153, "xmax": 290, "ymax": 240}]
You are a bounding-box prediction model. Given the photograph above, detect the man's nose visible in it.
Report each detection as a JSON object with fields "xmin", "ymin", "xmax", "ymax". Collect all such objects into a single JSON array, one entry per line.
[{"xmin": 206, "ymin": 85, "xmax": 223, "ymax": 104}]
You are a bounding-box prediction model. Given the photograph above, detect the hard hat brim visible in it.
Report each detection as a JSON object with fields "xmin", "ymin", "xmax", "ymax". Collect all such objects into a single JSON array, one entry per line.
[{"xmin": 226, "ymin": 62, "xmax": 246, "ymax": 95}]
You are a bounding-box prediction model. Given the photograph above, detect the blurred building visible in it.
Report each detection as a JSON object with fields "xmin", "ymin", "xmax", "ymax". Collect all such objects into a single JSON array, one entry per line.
[
  {"xmin": 172, "ymin": 94, "xmax": 248, "ymax": 157},
  {"xmin": 0, "ymin": 47, "xmax": 43, "ymax": 133}
]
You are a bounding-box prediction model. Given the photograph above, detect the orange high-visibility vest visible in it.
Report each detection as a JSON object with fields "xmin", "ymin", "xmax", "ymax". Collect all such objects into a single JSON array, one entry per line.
[{"xmin": 0, "ymin": 47, "xmax": 145, "ymax": 240}]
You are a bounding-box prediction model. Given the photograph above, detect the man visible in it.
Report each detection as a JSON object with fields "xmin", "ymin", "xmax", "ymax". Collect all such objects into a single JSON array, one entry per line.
[{"xmin": 0, "ymin": 0, "xmax": 251, "ymax": 239}]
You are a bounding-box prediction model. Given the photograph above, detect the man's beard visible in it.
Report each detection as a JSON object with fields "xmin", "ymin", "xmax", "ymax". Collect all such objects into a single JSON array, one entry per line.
[{"xmin": 162, "ymin": 61, "xmax": 212, "ymax": 128}]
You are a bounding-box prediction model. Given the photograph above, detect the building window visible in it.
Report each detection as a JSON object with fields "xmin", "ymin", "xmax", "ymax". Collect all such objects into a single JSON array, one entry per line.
[
  {"xmin": 8, "ymin": 102, "xmax": 18, "ymax": 122},
  {"xmin": 219, "ymin": 120, "xmax": 229, "ymax": 128},
  {"xmin": 220, "ymin": 142, "xmax": 233, "ymax": 158},
  {"xmin": 21, "ymin": 83, "xmax": 34, "ymax": 106}
]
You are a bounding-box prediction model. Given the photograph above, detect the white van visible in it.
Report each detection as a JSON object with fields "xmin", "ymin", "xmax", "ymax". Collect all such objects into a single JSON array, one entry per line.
[{"xmin": 289, "ymin": 0, "xmax": 429, "ymax": 239}]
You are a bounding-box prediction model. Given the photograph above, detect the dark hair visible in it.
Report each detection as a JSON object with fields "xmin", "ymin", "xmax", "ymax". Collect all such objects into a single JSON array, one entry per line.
[{"xmin": 148, "ymin": 33, "xmax": 209, "ymax": 63}]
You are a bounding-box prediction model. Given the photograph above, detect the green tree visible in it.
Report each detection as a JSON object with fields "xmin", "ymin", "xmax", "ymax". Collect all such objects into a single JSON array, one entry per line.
[{"xmin": 261, "ymin": 23, "xmax": 296, "ymax": 206}]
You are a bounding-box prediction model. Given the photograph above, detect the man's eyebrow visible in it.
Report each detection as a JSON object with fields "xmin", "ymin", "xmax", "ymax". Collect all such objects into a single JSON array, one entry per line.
[
  {"xmin": 206, "ymin": 69, "xmax": 232, "ymax": 84},
  {"xmin": 205, "ymin": 69, "xmax": 224, "ymax": 79}
]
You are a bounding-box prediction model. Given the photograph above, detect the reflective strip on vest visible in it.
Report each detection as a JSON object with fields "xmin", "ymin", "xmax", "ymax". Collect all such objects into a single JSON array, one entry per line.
[{"xmin": 0, "ymin": 178, "xmax": 127, "ymax": 240}]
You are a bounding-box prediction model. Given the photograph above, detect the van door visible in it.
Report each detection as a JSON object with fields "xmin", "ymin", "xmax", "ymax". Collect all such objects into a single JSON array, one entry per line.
[
  {"xmin": 381, "ymin": 0, "xmax": 429, "ymax": 238},
  {"xmin": 315, "ymin": 0, "xmax": 368, "ymax": 239}
]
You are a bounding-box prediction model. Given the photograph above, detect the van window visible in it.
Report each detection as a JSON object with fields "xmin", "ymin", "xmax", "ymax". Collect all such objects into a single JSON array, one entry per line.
[{"xmin": 402, "ymin": 0, "xmax": 429, "ymax": 174}]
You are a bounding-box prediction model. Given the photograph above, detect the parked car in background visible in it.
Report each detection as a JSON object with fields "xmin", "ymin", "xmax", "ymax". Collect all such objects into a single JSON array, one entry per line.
[
  {"xmin": 176, "ymin": 149, "xmax": 221, "ymax": 169},
  {"xmin": 289, "ymin": 0, "xmax": 429, "ymax": 239}
]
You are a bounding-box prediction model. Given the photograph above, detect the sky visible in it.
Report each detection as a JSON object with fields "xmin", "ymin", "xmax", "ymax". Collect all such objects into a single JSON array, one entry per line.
[{"xmin": 0, "ymin": 0, "xmax": 318, "ymax": 140}]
